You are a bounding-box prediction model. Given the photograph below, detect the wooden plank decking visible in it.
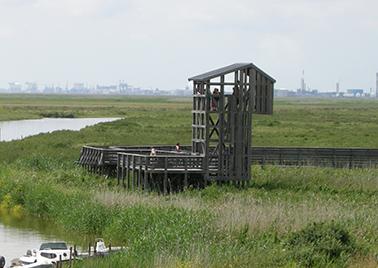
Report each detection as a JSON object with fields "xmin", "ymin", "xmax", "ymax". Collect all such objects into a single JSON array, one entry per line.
[
  {"xmin": 79, "ymin": 145, "xmax": 378, "ymax": 192},
  {"xmin": 80, "ymin": 145, "xmax": 378, "ymax": 171}
]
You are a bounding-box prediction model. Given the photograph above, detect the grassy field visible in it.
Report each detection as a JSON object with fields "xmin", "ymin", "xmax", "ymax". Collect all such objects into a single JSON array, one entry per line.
[{"xmin": 0, "ymin": 94, "xmax": 377, "ymax": 267}]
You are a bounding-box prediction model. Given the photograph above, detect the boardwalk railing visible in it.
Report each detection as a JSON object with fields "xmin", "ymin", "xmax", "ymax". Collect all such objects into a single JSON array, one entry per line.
[
  {"xmin": 251, "ymin": 147, "xmax": 378, "ymax": 168},
  {"xmin": 79, "ymin": 145, "xmax": 378, "ymax": 177},
  {"xmin": 79, "ymin": 146, "xmax": 126, "ymax": 174},
  {"xmin": 79, "ymin": 145, "xmax": 192, "ymax": 173},
  {"xmin": 117, "ymin": 153, "xmax": 204, "ymax": 193},
  {"xmin": 79, "ymin": 145, "xmax": 378, "ymax": 192}
]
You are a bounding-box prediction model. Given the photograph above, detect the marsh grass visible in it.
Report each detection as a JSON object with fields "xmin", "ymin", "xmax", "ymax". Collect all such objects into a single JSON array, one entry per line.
[
  {"xmin": 2, "ymin": 160, "xmax": 377, "ymax": 267},
  {"xmin": 94, "ymin": 190, "xmax": 203, "ymax": 210},
  {"xmin": 1, "ymin": 95, "xmax": 378, "ymax": 267}
]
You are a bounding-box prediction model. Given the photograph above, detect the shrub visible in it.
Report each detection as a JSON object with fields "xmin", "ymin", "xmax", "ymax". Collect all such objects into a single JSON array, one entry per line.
[
  {"xmin": 40, "ymin": 112, "xmax": 75, "ymax": 118},
  {"xmin": 285, "ymin": 221, "xmax": 359, "ymax": 267}
]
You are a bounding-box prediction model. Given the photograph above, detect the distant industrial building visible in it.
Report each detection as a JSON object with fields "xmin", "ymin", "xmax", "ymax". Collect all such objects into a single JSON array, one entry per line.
[
  {"xmin": 119, "ymin": 81, "xmax": 129, "ymax": 94},
  {"xmin": 70, "ymin": 83, "xmax": 89, "ymax": 94},
  {"xmin": 25, "ymin": 82, "xmax": 38, "ymax": 93},
  {"xmin": 172, "ymin": 87, "xmax": 192, "ymax": 96},
  {"xmin": 274, "ymin": 89, "xmax": 296, "ymax": 97},
  {"xmin": 9, "ymin": 82, "xmax": 22, "ymax": 92},
  {"xmin": 96, "ymin": 84, "xmax": 118, "ymax": 94},
  {"xmin": 43, "ymin": 85, "xmax": 56, "ymax": 94},
  {"xmin": 274, "ymin": 86, "xmax": 372, "ymax": 98},
  {"xmin": 346, "ymin": 89, "xmax": 364, "ymax": 97},
  {"xmin": 3, "ymin": 72, "xmax": 376, "ymax": 98}
]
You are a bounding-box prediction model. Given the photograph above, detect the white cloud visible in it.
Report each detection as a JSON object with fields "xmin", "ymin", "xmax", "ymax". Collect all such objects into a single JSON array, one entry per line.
[
  {"xmin": 0, "ymin": 0, "xmax": 377, "ymax": 90},
  {"xmin": 0, "ymin": 0, "xmax": 37, "ymax": 7},
  {"xmin": 31, "ymin": 0, "xmax": 130, "ymax": 17}
]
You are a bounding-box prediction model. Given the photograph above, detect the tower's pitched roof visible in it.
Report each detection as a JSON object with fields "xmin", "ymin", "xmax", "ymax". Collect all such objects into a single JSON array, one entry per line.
[{"xmin": 188, "ymin": 63, "xmax": 276, "ymax": 82}]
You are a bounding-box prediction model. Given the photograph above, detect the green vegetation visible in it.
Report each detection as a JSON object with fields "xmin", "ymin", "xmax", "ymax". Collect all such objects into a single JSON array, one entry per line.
[
  {"xmin": 39, "ymin": 111, "xmax": 76, "ymax": 118},
  {"xmin": 0, "ymin": 95, "xmax": 378, "ymax": 267},
  {"xmin": 285, "ymin": 222, "xmax": 359, "ymax": 267}
]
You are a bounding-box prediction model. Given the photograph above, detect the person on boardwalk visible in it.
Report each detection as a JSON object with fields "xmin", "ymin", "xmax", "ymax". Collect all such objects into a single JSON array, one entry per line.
[
  {"xmin": 175, "ymin": 143, "xmax": 181, "ymax": 152},
  {"xmin": 150, "ymin": 147, "xmax": 156, "ymax": 156},
  {"xmin": 233, "ymin": 82, "xmax": 240, "ymax": 105},
  {"xmin": 211, "ymin": 88, "xmax": 220, "ymax": 111}
]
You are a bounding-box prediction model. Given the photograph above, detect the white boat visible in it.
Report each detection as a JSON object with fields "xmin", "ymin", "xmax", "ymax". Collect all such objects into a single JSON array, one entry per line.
[
  {"xmin": 10, "ymin": 242, "xmax": 71, "ymax": 268},
  {"xmin": 9, "ymin": 260, "xmax": 52, "ymax": 268},
  {"xmin": 77, "ymin": 238, "xmax": 124, "ymax": 258},
  {"xmin": 10, "ymin": 240, "xmax": 124, "ymax": 267},
  {"xmin": 94, "ymin": 238, "xmax": 123, "ymax": 255}
]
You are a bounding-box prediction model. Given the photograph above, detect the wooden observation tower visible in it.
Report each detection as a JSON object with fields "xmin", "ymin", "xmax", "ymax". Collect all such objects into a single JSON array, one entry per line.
[
  {"xmin": 189, "ymin": 63, "xmax": 275, "ymax": 183},
  {"xmin": 78, "ymin": 64, "xmax": 378, "ymax": 190},
  {"xmin": 79, "ymin": 63, "xmax": 275, "ymax": 192}
]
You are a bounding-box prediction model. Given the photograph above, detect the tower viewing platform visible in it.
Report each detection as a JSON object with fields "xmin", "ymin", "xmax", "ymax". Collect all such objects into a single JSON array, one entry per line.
[{"xmin": 79, "ymin": 63, "xmax": 276, "ymax": 192}]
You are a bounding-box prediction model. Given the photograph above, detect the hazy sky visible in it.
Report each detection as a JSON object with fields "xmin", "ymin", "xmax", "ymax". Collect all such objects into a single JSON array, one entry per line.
[{"xmin": 0, "ymin": 0, "xmax": 377, "ymax": 91}]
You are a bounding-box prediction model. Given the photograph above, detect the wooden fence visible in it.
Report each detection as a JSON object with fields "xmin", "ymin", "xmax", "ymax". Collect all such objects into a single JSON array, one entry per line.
[{"xmin": 251, "ymin": 147, "xmax": 378, "ymax": 168}]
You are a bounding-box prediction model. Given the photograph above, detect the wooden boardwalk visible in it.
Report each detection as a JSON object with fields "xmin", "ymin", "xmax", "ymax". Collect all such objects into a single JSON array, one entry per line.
[
  {"xmin": 79, "ymin": 145, "xmax": 378, "ymax": 192},
  {"xmin": 116, "ymin": 153, "xmax": 206, "ymax": 193},
  {"xmin": 80, "ymin": 145, "xmax": 378, "ymax": 170},
  {"xmin": 252, "ymin": 147, "xmax": 378, "ymax": 168},
  {"xmin": 79, "ymin": 145, "xmax": 207, "ymax": 192}
]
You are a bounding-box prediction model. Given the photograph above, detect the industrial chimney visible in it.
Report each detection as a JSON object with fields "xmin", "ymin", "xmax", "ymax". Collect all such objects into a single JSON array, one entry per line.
[
  {"xmin": 336, "ymin": 82, "xmax": 340, "ymax": 95},
  {"xmin": 301, "ymin": 70, "xmax": 306, "ymax": 93},
  {"xmin": 376, "ymin": 73, "xmax": 378, "ymax": 98}
]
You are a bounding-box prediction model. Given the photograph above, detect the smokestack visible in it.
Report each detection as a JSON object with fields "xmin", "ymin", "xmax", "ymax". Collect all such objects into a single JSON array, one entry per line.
[
  {"xmin": 301, "ymin": 70, "xmax": 305, "ymax": 92},
  {"xmin": 336, "ymin": 82, "xmax": 340, "ymax": 94},
  {"xmin": 376, "ymin": 73, "xmax": 378, "ymax": 98}
]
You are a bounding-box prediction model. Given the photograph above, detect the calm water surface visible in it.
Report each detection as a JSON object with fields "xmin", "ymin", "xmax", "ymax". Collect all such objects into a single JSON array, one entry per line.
[
  {"xmin": 0, "ymin": 215, "xmax": 90, "ymax": 267},
  {"xmin": 0, "ymin": 221, "xmax": 47, "ymax": 265},
  {"xmin": 0, "ymin": 216, "xmax": 69, "ymax": 267},
  {"xmin": 0, "ymin": 118, "xmax": 120, "ymax": 142},
  {"xmin": 0, "ymin": 118, "xmax": 117, "ymax": 265}
]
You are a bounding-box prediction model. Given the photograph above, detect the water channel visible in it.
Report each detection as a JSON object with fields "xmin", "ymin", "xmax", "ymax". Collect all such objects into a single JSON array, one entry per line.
[
  {"xmin": 0, "ymin": 117, "xmax": 120, "ymax": 142},
  {"xmin": 0, "ymin": 217, "xmax": 61, "ymax": 266},
  {"xmin": 0, "ymin": 117, "xmax": 120, "ymax": 266},
  {"xmin": 0, "ymin": 214, "xmax": 92, "ymax": 267}
]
